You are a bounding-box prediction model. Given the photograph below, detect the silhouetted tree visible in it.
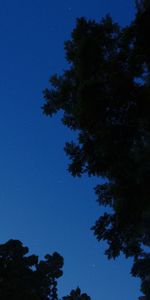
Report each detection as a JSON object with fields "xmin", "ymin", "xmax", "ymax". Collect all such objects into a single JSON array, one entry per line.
[
  {"xmin": 43, "ymin": 1, "xmax": 150, "ymax": 299},
  {"xmin": 0, "ymin": 239, "xmax": 63, "ymax": 300},
  {"xmin": 63, "ymin": 288, "xmax": 91, "ymax": 300},
  {"xmin": 0, "ymin": 240, "xmax": 91, "ymax": 300},
  {"xmin": 132, "ymin": 253, "xmax": 150, "ymax": 300}
]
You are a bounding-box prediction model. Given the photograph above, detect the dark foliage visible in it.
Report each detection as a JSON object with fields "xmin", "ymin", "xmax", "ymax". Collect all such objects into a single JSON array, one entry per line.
[
  {"xmin": 43, "ymin": 1, "xmax": 150, "ymax": 299},
  {"xmin": 132, "ymin": 253, "xmax": 150, "ymax": 300},
  {"xmin": 0, "ymin": 239, "xmax": 63, "ymax": 300},
  {"xmin": 63, "ymin": 287, "xmax": 91, "ymax": 300}
]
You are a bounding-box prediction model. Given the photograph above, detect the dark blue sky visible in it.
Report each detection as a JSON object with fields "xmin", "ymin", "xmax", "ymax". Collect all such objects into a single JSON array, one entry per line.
[{"xmin": 0, "ymin": 1, "xmax": 140, "ymax": 300}]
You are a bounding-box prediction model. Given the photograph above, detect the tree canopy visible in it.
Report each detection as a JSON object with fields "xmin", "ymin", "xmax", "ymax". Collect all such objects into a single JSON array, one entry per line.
[
  {"xmin": 63, "ymin": 287, "xmax": 91, "ymax": 300},
  {"xmin": 43, "ymin": 1, "xmax": 150, "ymax": 299},
  {"xmin": 0, "ymin": 239, "xmax": 63, "ymax": 300},
  {"xmin": 0, "ymin": 240, "xmax": 90, "ymax": 300}
]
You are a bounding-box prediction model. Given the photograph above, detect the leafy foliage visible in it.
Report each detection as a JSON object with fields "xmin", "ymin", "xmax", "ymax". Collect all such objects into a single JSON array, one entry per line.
[
  {"xmin": 132, "ymin": 253, "xmax": 150, "ymax": 300},
  {"xmin": 0, "ymin": 239, "xmax": 63, "ymax": 300},
  {"xmin": 63, "ymin": 287, "xmax": 91, "ymax": 300},
  {"xmin": 43, "ymin": 1, "xmax": 150, "ymax": 299},
  {"xmin": 0, "ymin": 240, "xmax": 91, "ymax": 300}
]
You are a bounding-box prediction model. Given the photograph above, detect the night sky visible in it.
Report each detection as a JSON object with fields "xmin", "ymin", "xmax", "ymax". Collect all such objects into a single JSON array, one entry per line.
[{"xmin": 0, "ymin": 1, "xmax": 140, "ymax": 299}]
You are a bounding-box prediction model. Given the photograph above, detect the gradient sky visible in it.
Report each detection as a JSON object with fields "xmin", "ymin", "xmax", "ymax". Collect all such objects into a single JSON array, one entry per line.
[{"xmin": 0, "ymin": 1, "xmax": 140, "ymax": 300}]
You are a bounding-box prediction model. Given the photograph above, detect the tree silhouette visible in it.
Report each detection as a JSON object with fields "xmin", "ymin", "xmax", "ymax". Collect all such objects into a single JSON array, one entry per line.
[
  {"xmin": 0, "ymin": 240, "xmax": 91, "ymax": 300},
  {"xmin": 0, "ymin": 239, "xmax": 63, "ymax": 300},
  {"xmin": 43, "ymin": 1, "xmax": 150, "ymax": 299},
  {"xmin": 63, "ymin": 287, "xmax": 91, "ymax": 300}
]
